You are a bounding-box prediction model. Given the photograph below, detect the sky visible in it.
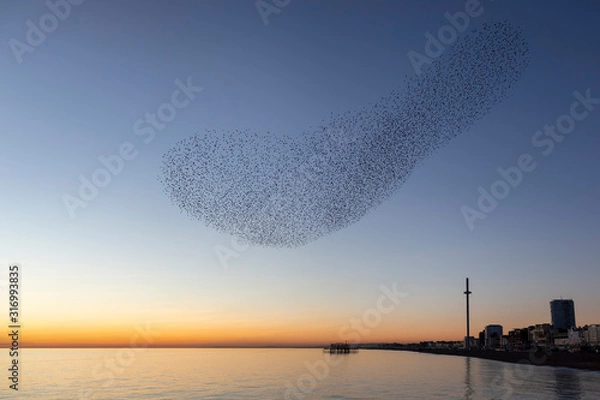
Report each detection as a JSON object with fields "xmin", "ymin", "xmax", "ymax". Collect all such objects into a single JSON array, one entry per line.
[{"xmin": 0, "ymin": 0, "xmax": 599, "ymax": 347}]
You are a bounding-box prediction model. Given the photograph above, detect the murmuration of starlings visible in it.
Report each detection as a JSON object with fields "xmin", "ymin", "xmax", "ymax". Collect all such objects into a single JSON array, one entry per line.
[{"xmin": 161, "ymin": 22, "xmax": 531, "ymax": 248}]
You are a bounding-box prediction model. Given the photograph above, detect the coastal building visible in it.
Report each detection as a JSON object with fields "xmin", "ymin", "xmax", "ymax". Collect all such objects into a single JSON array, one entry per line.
[
  {"xmin": 587, "ymin": 324, "xmax": 600, "ymax": 346},
  {"xmin": 478, "ymin": 330, "xmax": 485, "ymax": 349},
  {"xmin": 550, "ymin": 299, "xmax": 576, "ymax": 331},
  {"xmin": 530, "ymin": 323, "xmax": 553, "ymax": 348},
  {"xmin": 568, "ymin": 328, "xmax": 583, "ymax": 348},
  {"xmin": 484, "ymin": 325, "xmax": 503, "ymax": 348},
  {"xmin": 508, "ymin": 328, "xmax": 530, "ymax": 350},
  {"xmin": 464, "ymin": 336, "xmax": 475, "ymax": 349},
  {"xmin": 435, "ymin": 341, "xmax": 462, "ymax": 349},
  {"xmin": 554, "ymin": 337, "xmax": 569, "ymax": 349}
]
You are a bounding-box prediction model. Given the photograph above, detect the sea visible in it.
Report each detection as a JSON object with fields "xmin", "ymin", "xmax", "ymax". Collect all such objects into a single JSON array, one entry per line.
[{"xmin": 4, "ymin": 348, "xmax": 600, "ymax": 399}]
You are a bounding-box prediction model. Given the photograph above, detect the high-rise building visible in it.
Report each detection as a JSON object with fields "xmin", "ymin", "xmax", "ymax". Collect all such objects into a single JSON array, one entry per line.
[
  {"xmin": 484, "ymin": 324, "xmax": 503, "ymax": 348},
  {"xmin": 550, "ymin": 299, "xmax": 576, "ymax": 331}
]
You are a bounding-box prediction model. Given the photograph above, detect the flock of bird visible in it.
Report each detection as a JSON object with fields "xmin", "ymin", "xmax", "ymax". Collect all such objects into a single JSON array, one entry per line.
[{"xmin": 161, "ymin": 21, "xmax": 531, "ymax": 248}]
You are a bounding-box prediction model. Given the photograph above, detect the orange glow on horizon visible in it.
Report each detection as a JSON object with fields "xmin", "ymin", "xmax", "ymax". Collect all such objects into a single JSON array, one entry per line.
[{"xmin": 3, "ymin": 320, "xmax": 472, "ymax": 348}]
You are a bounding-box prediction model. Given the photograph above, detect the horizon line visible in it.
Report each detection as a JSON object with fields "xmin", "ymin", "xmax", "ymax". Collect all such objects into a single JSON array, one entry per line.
[{"xmin": 2, "ymin": 343, "xmax": 415, "ymax": 349}]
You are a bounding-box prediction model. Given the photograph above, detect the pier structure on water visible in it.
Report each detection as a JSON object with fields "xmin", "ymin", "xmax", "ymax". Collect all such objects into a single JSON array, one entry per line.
[{"xmin": 324, "ymin": 342, "xmax": 358, "ymax": 353}]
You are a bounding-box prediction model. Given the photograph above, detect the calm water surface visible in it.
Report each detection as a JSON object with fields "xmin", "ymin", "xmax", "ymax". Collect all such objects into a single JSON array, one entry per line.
[{"xmin": 5, "ymin": 349, "xmax": 600, "ymax": 399}]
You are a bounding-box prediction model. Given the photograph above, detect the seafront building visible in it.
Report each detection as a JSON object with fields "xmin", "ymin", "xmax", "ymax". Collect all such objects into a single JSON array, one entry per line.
[
  {"xmin": 507, "ymin": 328, "xmax": 529, "ymax": 349},
  {"xmin": 458, "ymin": 284, "xmax": 598, "ymax": 352},
  {"xmin": 550, "ymin": 299, "xmax": 576, "ymax": 331},
  {"xmin": 587, "ymin": 324, "xmax": 600, "ymax": 346},
  {"xmin": 567, "ymin": 328, "xmax": 582, "ymax": 347},
  {"xmin": 531, "ymin": 323, "xmax": 553, "ymax": 347},
  {"xmin": 484, "ymin": 325, "xmax": 503, "ymax": 348}
]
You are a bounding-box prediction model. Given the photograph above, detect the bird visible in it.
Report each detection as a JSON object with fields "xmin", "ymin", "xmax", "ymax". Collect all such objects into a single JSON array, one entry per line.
[{"xmin": 159, "ymin": 21, "xmax": 531, "ymax": 248}]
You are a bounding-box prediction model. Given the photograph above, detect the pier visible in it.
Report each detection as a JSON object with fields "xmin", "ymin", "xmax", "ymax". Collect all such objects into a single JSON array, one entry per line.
[{"xmin": 324, "ymin": 342, "xmax": 358, "ymax": 353}]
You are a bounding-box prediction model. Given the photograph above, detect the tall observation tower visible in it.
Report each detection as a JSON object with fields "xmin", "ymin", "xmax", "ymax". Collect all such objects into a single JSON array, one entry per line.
[{"xmin": 464, "ymin": 278, "xmax": 472, "ymax": 350}]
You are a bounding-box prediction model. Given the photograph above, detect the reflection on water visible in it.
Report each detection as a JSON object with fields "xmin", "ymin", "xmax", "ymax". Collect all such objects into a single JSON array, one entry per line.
[
  {"xmin": 553, "ymin": 368, "xmax": 582, "ymax": 400},
  {"xmin": 7, "ymin": 349, "xmax": 600, "ymax": 399},
  {"xmin": 464, "ymin": 356, "xmax": 474, "ymax": 399},
  {"xmin": 458, "ymin": 354, "xmax": 594, "ymax": 400}
]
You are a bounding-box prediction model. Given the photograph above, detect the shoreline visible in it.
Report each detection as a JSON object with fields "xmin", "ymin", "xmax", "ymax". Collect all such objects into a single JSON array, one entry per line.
[{"xmin": 370, "ymin": 347, "xmax": 600, "ymax": 372}]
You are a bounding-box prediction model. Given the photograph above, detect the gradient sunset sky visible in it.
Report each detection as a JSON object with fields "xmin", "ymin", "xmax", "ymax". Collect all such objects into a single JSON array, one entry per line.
[{"xmin": 1, "ymin": 0, "xmax": 599, "ymax": 347}]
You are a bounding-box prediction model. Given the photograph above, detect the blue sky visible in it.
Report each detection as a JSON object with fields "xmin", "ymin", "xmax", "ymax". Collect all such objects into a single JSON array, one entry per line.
[{"xmin": 0, "ymin": 0, "xmax": 599, "ymax": 345}]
